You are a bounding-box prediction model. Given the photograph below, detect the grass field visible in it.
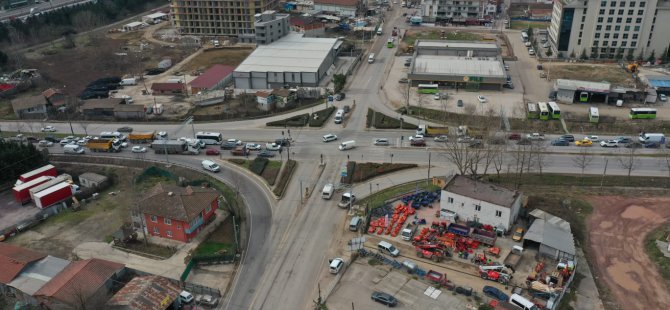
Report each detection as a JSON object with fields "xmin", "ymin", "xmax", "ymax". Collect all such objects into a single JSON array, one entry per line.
[
  {"xmin": 548, "ymin": 64, "xmax": 633, "ymax": 85},
  {"xmin": 180, "ymin": 48, "xmax": 253, "ymax": 72},
  {"xmin": 510, "ymin": 21, "xmax": 550, "ymax": 30},
  {"xmin": 358, "ymin": 180, "xmax": 441, "ymax": 209},
  {"xmin": 402, "ymin": 30, "xmax": 483, "ymax": 45}
]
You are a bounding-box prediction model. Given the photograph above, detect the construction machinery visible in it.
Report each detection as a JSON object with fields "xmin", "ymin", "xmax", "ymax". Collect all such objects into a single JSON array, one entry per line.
[
  {"xmin": 87, "ymin": 139, "xmax": 122, "ymax": 152},
  {"xmin": 627, "ymin": 63, "xmax": 639, "ymax": 73},
  {"xmin": 425, "ymin": 270, "xmax": 455, "ymax": 289},
  {"xmin": 479, "ymin": 266, "xmax": 511, "ymax": 285},
  {"xmin": 415, "ymin": 244, "xmax": 448, "ymax": 262}
]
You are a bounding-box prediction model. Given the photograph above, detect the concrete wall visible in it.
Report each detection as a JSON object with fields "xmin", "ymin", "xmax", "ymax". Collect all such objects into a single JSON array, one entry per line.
[{"xmin": 440, "ymin": 190, "xmax": 517, "ymax": 230}]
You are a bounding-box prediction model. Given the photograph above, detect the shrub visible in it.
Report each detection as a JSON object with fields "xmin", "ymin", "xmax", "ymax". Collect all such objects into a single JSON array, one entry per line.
[
  {"xmin": 249, "ymin": 157, "xmax": 268, "ymax": 175},
  {"xmin": 266, "ymin": 113, "xmax": 309, "ymax": 127},
  {"xmin": 228, "ymin": 159, "xmax": 246, "ymax": 165},
  {"xmin": 366, "ymin": 108, "xmax": 417, "ymax": 129},
  {"xmin": 309, "ymin": 106, "xmax": 336, "ymax": 127},
  {"xmin": 344, "ymin": 162, "xmax": 417, "ymax": 184},
  {"xmin": 272, "ymin": 160, "xmax": 297, "ymax": 197},
  {"xmin": 260, "ymin": 161, "xmax": 281, "ymax": 186}
]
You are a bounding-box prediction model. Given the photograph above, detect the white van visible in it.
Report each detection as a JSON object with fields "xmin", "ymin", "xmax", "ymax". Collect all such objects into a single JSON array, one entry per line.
[
  {"xmin": 63, "ymin": 144, "xmax": 84, "ymax": 154},
  {"xmin": 349, "ymin": 216, "xmax": 362, "ymax": 231},
  {"xmin": 378, "ymin": 240, "xmax": 400, "ymax": 256},
  {"xmin": 329, "ymin": 258, "xmax": 344, "ymax": 274},
  {"xmin": 509, "ymin": 294, "xmax": 539, "ymax": 310},
  {"xmin": 334, "ymin": 109, "xmax": 345, "ymax": 124},
  {"xmin": 368, "ymin": 53, "xmax": 375, "ymax": 63},
  {"xmin": 180, "ymin": 291, "xmax": 194, "ymax": 303},
  {"xmin": 119, "ymin": 78, "xmax": 137, "ymax": 86},
  {"xmin": 377, "ymin": 28, "xmax": 382, "ymax": 35},
  {"xmin": 322, "ymin": 183, "xmax": 334, "ymax": 199},
  {"xmin": 339, "ymin": 140, "xmax": 356, "ymax": 151},
  {"xmin": 201, "ymin": 160, "xmax": 221, "ymax": 172}
]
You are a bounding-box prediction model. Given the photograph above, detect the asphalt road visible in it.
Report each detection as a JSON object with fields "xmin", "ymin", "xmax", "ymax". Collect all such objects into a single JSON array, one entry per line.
[{"xmin": 0, "ymin": 0, "xmax": 92, "ymax": 21}]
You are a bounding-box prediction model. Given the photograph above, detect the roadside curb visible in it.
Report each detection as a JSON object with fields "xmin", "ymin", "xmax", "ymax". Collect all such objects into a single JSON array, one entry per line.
[{"xmin": 215, "ymin": 158, "xmax": 278, "ymax": 202}]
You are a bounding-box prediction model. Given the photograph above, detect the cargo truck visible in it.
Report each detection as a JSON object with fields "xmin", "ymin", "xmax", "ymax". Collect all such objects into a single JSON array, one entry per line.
[
  {"xmin": 472, "ymin": 228, "xmax": 497, "ymax": 246},
  {"xmin": 33, "ymin": 182, "xmax": 73, "ymax": 209},
  {"xmin": 29, "ymin": 174, "xmax": 73, "ymax": 203},
  {"xmin": 128, "ymin": 131, "xmax": 156, "ymax": 144},
  {"xmin": 87, "ymin": 139, "xmax": 122, "ymax": 152},
  {"xmin": 17, "ymin": 164, "xmax": 57, "ymax": 185},
  {"xmin": 401, "ymin": 223, "xmax": 418, "ymax": 241},
  {"xmin": 152, "ymin": 140, "xmax": 199, "ymax": 155},
  {"xmin": 503, "ymin": 245, "xmax": 524, "ymax": 271},
  {"xmin": 415, "ymin": 124, "xmax": 449, "ymax": 137},
  {"xmin": 447, "ymin": 223, "xmax": 472, "ymax": 237},
  {"xmin": 12, "ymin": 176, "xmax": 53, "ymax": 204}
]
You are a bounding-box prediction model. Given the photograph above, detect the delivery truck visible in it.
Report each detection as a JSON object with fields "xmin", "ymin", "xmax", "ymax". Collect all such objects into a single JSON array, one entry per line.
[
  {"xmin": 152, "ymin": 140, "xmax": 200, "ymax": 155},
  {"xmin": 128, "ymin": 131, "xmax": 156, "ymax": 144},
  {"xmin": 87, "ymin": 139, "xmax": 122, "ymax": 152},
  {"xmin": 29, "ymin": 174, "xmax": 73, "ymax": 203},
  {"xmin": 415, "ymin": 124, "xmax": 449, "ymax": 137},
  {"xmin": 17, "ymin": 164, "xmax": 57, "ymax": 185},
  {"xmin": 12, "ymin": 175, "xmax": 53, "ymax": 204},
  {"xmin": 447, "ymin": 223, "xmax": 472, "ymax": 237},
  {"xmin": 33, "ymin": 182, "xmax": 73, "ymax": 209}
]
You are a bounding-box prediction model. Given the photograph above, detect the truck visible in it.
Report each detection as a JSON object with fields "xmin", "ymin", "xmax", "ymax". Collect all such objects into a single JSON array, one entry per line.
[
  {"xmin": 12, "ymin": 176, "xmax": 53, "ymax": 204},
  {"xmin": 33, "ymin": 182, "xmax": 73, "ymax": 209},
  {"xmin": 392, "ymin": 27, "xmax": 398, "ymax": 37},
  {"xmin": 152, "ymin": 140, "xmax": 199, "ymax": 155},
  {"xmin": 639, "ymin": 133, "xmax": 666, "ymax": 144},
  {"xmin": 447, "ymin": 223, "xmax": 472, "ymax": 237},
  {"xmin": 128, "ymin": 131, "xmax": 156, "ymax": 144},
  {"xmin": 29, "ymin": 174, "xmax": 73, "ymax": 203},
  {"xmin": 17, "ymin": 164, "xmax": 57, "ymax": 185},
  {"xmin": 425, "ymin": 270, "xmax": 455, "ymax": 289},
  {"xmin": 456, "ymin": 126, "xmax": 483, "ymax": 139},
  {"xmin": 401, "ymin": 223, "xmax": 418, "ymax": 241},
  {"xmin": 472, "ymin": 228, "xmax": 497, "ymax": 246},
  {"xmin": 87, "ymin": 139, "xmax": 122, "ymax": 152},
  {"xmin": 503, "ymin": 245, "xmax": 524, "ymax": 271},
  {"xmin": 415, "ymin": 124, "xmax": 449, "ymax": 137}
]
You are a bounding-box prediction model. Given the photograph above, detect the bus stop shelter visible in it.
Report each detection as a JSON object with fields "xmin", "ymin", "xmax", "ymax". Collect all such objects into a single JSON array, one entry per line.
[{"xmin": 554, "ymin": 79, "xmax": 610, "ymax": 103}]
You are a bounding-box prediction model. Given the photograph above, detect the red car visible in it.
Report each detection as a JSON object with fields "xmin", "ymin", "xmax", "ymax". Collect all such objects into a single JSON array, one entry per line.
[
  {"xmin": 508, "ymin": 133, "xmax": 521, "ymax": 140},
  {"xmin": 206, "ymin": 148, "xmax": 220, "ymax": 155}
]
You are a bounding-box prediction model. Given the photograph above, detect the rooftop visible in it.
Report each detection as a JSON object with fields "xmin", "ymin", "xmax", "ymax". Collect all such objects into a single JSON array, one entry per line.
[
  {"xmin": 524, "ymin": 213, "xmax": 576, "ymax": 256},
  {"xmin": 144, "ymin": 12, "xmax": 167, "ymax": 19},
  {"xmin": 235, "ymin": 33, "xmax": 337, "ymax": 73},
  {"xmin": 0, "ymin": 243, "xmax": 47, "ymax": 284},
  {"xmin": 80, "ymin": 98, "xmax": 125, "ymax": 109},
  {"xmin": 114, "ymin": 104, "xmax": 145, "ymax": 112},
  {"xmin": 647, "ymin": 75, "xmax": 670, "ymax": 88},
  {"xmin": 151, "ymin": 82, "xmax": 185, "ymax": 91},
  {"xmin": 106, "ymin": 275, "xmax": 181, "ymax": 310},
  {"xmin": 555, "ymin": 79, "xmax": 611, "ymax": 92},
  {"xmin": 416, "ymin": 40, "xmax": 499, "ymax": 50},
  {"xmin": 314, "ymin": 0, "xmax": 358, "ymax": 6},
  {"xmin": 79, "ymin": 172, "xmax": 109, "ymax": 183},
  {"xmin": 189, "ymin": 64, "xmax": 235, "ymax": 89},
  {"xmin": 11, "ymin": 94, "xmax": 46, "ymax": 111},
  {"xmin": 125, "ymin": 21, "xmax": 143, "ymax": 28},
  {"xmin": 413, "ymin": 55, "xmax": 505, "ymax": 77},
  {"xmin": 443, "ymin": 175, "xmax": 521, "ymax": 208},
  {"xmin": 42, "ymin": 88, "xmax": 63, "ymax": 99},
  {"xmin": 8, "ymin": 255, "xmax": 70, "ymax": 295},
  {"xmin": 139, "ymin": 183, "xmax": 219, "ymax": 222}
]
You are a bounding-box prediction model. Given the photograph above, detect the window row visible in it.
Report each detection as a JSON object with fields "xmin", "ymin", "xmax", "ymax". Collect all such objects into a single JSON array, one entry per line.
[
  {"xmin": 598, "ymin": 9, "xmax": 645, "ymax": 15},
  {"xmin": 600, "ymin": 1, "xmax": 645, "ymax": 7}
]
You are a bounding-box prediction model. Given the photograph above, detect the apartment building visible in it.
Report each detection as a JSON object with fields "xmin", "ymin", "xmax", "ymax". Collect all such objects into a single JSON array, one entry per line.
[
  {"xmin": 170, "ymin": 0, "xmax": 279, "ymax": 41},
  {"xmin": 549, "ymin": 0, "xmax": 670, "ymax": 60},
  {"xmin": 255, "ymin": 10, "xmax": 290, "ymax": 44},
  {"xmin": 421, "ymin": 0, "xmax": 496, "ymax": 22}
]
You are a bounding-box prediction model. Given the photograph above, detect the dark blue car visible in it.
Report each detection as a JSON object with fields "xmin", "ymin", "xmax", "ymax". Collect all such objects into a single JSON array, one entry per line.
[
  {"xmin": 483, "ymin": 285, "xmax": 509, "ymax": 302},
  {"xmin": 551, "ymin": 139, "xmax": 569, "ymax": 146}
]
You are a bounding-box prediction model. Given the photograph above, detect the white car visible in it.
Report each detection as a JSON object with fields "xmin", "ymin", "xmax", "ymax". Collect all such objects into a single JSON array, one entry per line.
[
  {"xmin": 120, "ymin": 95, "xmax": 133, "ymax": 103},
  {"xmin": 60, "ymin": 138, "xmax": 73, "ymax": 145},
  {"xmin": 245, "ymin": 143, "xmax": 262, "ymax": 150},
  {"xmin": 433, "ymin": 93, "xmax": 441, "ymax": 100},
  {"xmin": 131, "ymin": 146, "xmax": 147, "ymax": 153},
  {"xmin": 322, "ymin": 134, "xmax": 338, "ymax": 142},
  {"xmin": 477, "ymin": 95, "xmax": 487, "ymax": 103},
  {"xmin": 409, "ymin": 135, "xmax": 424, "ymax": 142},
  {"xmin": 600, "ymin": 140, "xmax": 618, "ymax": 147},
  {"xmin": 329, "ymin": 258, "xmax": 345, "ymax": 274},
  {"xmin": 374, "ymin": 138, "xmax": 390, "ymax": 146},
  {"xmin": 76, "ymin": 139, "xmax": 88, "ymax": 146},
  {"xmin": 227, "ymin": 138, "xmax": 243, "ymax": 146},
  {"xmin": 434, "ymin": 135, "xmax": 448, "ymax": 142},
  {"xmin": 41, "ymin": 126, "xmax": 57, "ymax": 132},
  {"xmin": 38, "ymin": 140, "xmax": 54, "ymax": 147},
  {"xmin": 660, "ymin": 94, "xmax": 667, "ymax": 102},
  {"xmin": 265, "ymin": 143, "xmax": 282, "ymax": 151},
  {"xmin": 585, "ymin": 135, "xmax": 599, "ymax": 142}
]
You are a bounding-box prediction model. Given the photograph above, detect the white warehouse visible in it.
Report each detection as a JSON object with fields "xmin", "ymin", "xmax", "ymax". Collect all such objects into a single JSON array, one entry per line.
[{"xmin": 440, "ymin": 175, "xmax": 523, "ymax": 232}]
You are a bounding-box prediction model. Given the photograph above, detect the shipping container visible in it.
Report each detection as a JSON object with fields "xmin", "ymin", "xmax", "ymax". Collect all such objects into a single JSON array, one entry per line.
[
  {"xmin": 12, "ymin": 176, "xmax": 54, "ymax": 204},
  {"xmin": 34, "ymin": 182, "xmax": 73, "ymax": 209},
  {"xmin": 29, "ymin": 174, "xmax": 73, "ymax": 203},
  {"xmin": 18, "ymin": 164, "xmax": 57, "ymax": 183}
]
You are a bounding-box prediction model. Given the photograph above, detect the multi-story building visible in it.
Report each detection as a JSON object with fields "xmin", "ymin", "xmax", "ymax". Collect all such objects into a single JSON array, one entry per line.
[
  {"xmin": 422, "ymin": 0, "xmax": 493, "ymax": 22},
  {"xmin": 170, "ymin": 0, "xmax": 279, "ymax": 41},
  {"xmin": 549, "ymin": 0, "xmax": 670, "ymax": 60},
  {"xmin": 254, "ymin": 10, "xmax": 290, "ymax": 44}
]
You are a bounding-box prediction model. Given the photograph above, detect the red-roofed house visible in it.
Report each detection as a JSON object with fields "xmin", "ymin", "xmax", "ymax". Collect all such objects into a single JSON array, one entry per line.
[
  {"xmin": 255, "ymin": 90, "xmax": 274, "ymax": 111},
  {"xmin": 0, "ymin": 243, "xmax": 47, "ymax": 285},
  {"xmin": 151, "ymin": 82, "xmax": 185, "ymax": 95},
  {"xmin": 34, "ymin": 258, "xmax": 125, "ymax": 310},
  {"xmin": 188, "ymin": 64, "xmax": 234, "ymax": 94},
  {"xmin": 42, "ymin": 88, "xmax": 66, "ymax": 107},
  {"xmin": 106, "ymin": 275, "xmax": 181, "ymax": 310},
  {"xmin": 290, "ymin": 16, "xmax": 325, "ymax": 37},
  {"xmin": 139, "ymin": 183, "xmax": 220, "ymax": 243},
  {"xmin": 314, "ymin": 0, "xmax": 363, "ymax": 18}
]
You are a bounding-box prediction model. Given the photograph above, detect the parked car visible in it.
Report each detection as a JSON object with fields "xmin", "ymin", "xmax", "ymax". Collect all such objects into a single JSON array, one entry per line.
[
  {"xmin": 477, "ymin": 95, "xmax": 487, "ymax": 103},
  {"xmin": 371, "ymin": 292, "xmax": 398, "ymax": 307},
  {"xmin": 409, "ymin": 135, "xmax": 424, "ymax": 142},
  {"xmin": 503, "ymin": 82, "xmax": 514, "ymax": 89},
  {"xmin": 457, "ymin": 99, "xmax": 464, "ymax": 107},
  {"xmin": 600, "ymin": 140, "xmax": 619, "ymax": 147},
  {"xmin": 560, "ymin": 134, "xmax": 575, "ymax": 142},
  {"xmin": 575, "ymin": 139, "xmax": 593, "ymax": 147},
  {"xmin": 483, "ymin": 285, "xmax": 509, "ymax": 302},
  {"xmin": 266, "ymin": 143, "xmax": 282, "ymax": 151},
  {"xmin": 551, "ymin": 139, "xmax": 569, "ymax": 146},
  {"xmin": 660, "ymin": 94, "xmax": 667, "ymax": 102},
  {"xmin": 220, "ymin": 141, "xmax": 237, "ymax": 150},
  {"xmin": 508, "ymin": 133, "xmax": 521, "ymax": 140},
  {"xmin": 433, "ymin": 93, "xmax": 441, "ymax": 100},
  {"xmin": 434, "ymin": 135, "xmax": 448, "ymax": 142},
  {"xmin": 41, "ymin": 126, "xmax": 56, "ymax": 132},
  {"xmin": 548, "ymin": 91, "xmax": 557, "ymax": 100},
  {"xmin": 322, "ymin": 134, "xmax": 338, "ymax": 142},
  {"xmin": 512, "ymin": 228, "xmax": 525, "ymax": 242},
  {"xmin": 205, "ymin": 148, "xmax": 220, "ymax": 155},
  {"xmin": 374, "ymin": 138, "xmax": 390, "ymax": 146},
  {"xmin": 131, "ymin": 146, "xmax": 147, "ymax": 153},
  {"xmin": 117, "ymin": 126, "xmax": 133, "ymax": 133},
  {"xmin": 257, "ymin": 150, "xmax": 276, "ymax": 158},
  {"xmin": 245, "ymin": 143, "xmax": 262, "ymax": 150},
  {"xmin": 335, "ymin": 92, "xmax": 345, "ymax": 101}
]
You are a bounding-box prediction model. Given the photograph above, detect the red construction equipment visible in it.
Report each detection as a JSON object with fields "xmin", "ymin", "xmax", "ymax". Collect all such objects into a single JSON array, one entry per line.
[
  {"xmin": 415, "ymin": 244, "xmax": 447, "ymax": 262},
  {"xmin": 479, "ymin": 266, "xmax": 511, "ymax": 285},
  {"xmin": 486, "ymin": 247, "xmax": 501, "ymax": 258},
  {"xmin": 425, "ymin": 270, "xmax": 455, "ymax": 289}
]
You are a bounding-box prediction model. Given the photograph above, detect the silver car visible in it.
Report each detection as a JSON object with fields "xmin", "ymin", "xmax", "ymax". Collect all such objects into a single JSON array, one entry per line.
[
  {"xmin": 434, "ymin": 135, "xmax": 448, "ymax": 142},
  {"xmin": 374, "ymin": 138, "xmax": 390, "ymax": 146}
]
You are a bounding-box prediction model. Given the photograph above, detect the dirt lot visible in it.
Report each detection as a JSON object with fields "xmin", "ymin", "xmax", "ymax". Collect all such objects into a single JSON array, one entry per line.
[
  {"xmin": 548, "ymin": 64, "xmax": 636, "ymax": 87},
  {"xmin": 178, "ymin": 48, "xmax": 253, "ymax": 72},
  {"xmin": 586, "ymin": 196, "xmax": 670, "ymax": 310}
]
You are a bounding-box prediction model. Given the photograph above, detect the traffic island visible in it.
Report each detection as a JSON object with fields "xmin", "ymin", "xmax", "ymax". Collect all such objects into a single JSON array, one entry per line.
[
  {"xmin": 366, "ymin": 108, "xmax": 418, "ymax": 129},
  {"xmin": 340, "ymin": 162, "xmax": 418, "ymax": 185},
  {"xmin": 273, "ymin": 159, "xmax": 297, "ymax": 198},
  {"xmin": 228, "ymin": 158, "xmax": 281, "ymax": 186}
]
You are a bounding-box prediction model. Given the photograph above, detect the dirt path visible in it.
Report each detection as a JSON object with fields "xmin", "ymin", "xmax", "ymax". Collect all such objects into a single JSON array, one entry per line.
[{"xmin": 586, "ymin": 196, "xmax": 670, "ymax": 310}]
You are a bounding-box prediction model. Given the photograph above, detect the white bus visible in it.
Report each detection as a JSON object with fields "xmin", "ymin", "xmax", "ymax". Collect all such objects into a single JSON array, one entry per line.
[
  {"xmin": 100, "ymin": 131, "xmax": 126, "ymax": 141},
  {"xmin": 195, "ymin": 132, "xmax": 223, "ymax": 145},
  {"xmin": 521, "ymin": 32, "xmax": 529, "ymax": 42},
  {"xmin": 589, "ymin": 107, "xmax": 599, "ymax": 123},
  {"xmin": 417, "ymin": 84, "xmax": 439, "ymax": 94}
]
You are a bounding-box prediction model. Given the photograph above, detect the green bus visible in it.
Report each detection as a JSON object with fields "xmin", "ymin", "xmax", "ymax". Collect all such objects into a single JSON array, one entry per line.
[
  {"xmin": 547, "ymin": 101, "xmax": 561, "ymax": 119},
  {"xmin": 589, "ymin": 107, "xmax": 599, "ymax": 123},
  {"xmin": 538, "ymin": 102, "xmax": 550, "ymax": 120},
  {"xmin": 629, "ymin": 107, "xmax": 657, "ymax": 119},
  {"xmin": 417, "ymin": 84, "xmax": 439, "ymax": 94},
  {"xmin": 527, "ymin": 102, "xmax": 539, "ymax": 119},
  {"xmin": 387, "ymin": 38, "xmax": 394, "ymax": 48},
  {"xmin": 579, "ymin": 91, "xmax": 589, "ymax": 102}
]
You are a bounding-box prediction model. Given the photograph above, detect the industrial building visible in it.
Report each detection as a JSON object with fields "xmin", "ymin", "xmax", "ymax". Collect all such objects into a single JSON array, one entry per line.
[
  {"xmin": 233, "ymin": 33, "xmax": 338, "ymax": 89},
  {"xmin": 407, "ymin": 40, "xmax": 508, "ymax": 90},
  {"xmin": 254, "ymin": 10, "xmax": 291, "ymax": 44},
  {"xmin": 554, "ymin": 79, "xmax": 611, "ymax": 103},
  {"xmin": 421, "ymin": 0, "xmax": 497, "ymax": 23}
]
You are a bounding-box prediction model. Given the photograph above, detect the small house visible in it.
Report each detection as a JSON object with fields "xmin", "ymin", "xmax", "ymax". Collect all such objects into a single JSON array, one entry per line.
[
  {"xmin": 11, "ymin": 94, "xmax": 48, "ymax": 119},
  {"xmin": 80, "ymin": 98, "xmax": 126, "ymax": 118},
  {"xmin": 78, "ymin": 172, "xmax": 108, "ymax": 189},
  {"xmin": 114, "ymin": 104, "xmax": 146, "ymax": 120},
  {"xmin": 151, "ymin": 82, "xmax": 185, "ymax": 95},
  {"xmin": 0, "ymin": 243, "xmax": 47, "ymax": 290},
  {"xmin": 313, "ymin": 0, "xmax": 360, "ymax": 18},
  {"xmin": 271, "ymin": 88, "xmax": 296, "ymax": 109},
  {"xmin": 122, "ymin": 21, "xmax": 144, "ymax": 32},
  {"xmin": 255, "ymin": 90, "xmax": 274, "ymax": 111},
  {"xmin": 106, "ymin": 275, "xmax": 181, "ymax": 309},
  {"xmin": 42, "ymin": 88, "xmax": 66, "ymax": 108},
  {"xmin": 142, "ymin": 12, "xmax": 168, "ymax": 24},
  {"xmin": 188, "ymin": 64, "xmax": 235, "ymax": 94}
]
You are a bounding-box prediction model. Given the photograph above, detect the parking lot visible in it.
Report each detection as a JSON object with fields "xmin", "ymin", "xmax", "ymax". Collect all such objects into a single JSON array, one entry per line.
[{"xmin": 0, "ymin": 189, "xmax": 41, "ymax": 236}]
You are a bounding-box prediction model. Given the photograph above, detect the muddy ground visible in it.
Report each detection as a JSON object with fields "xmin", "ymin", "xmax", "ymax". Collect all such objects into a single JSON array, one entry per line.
[{"xmin": 586, "ymin": 196, "xmax": 670, "ymax": 310}]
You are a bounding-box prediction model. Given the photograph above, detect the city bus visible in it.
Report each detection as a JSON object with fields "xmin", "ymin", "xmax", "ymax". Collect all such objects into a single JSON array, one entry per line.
[
  {"xmin": 417, "ymin": 84, "xmax": 439, "ymax": 94},
  {"xmin": 589, "ymin": 107, "xmax": 599, "ymax": 123},
  {"xmin": 579, "ymin": 91, "xmax": 589, "ymax": 102},
  {"xmin": 195, "ymin": 132, "xmax": 224, "ymax": 145},
  {"xmin": 387, "ymin": 38, "xmax": 394, "ymax": 48},
  {"xmin": 527, "ymin": 102, "xmax": 539, "ymax": 119},
  {"xmin": 537, "ymin": 102, "xmax": 550, "ymax": 120},
  {"xmin": 629, "ymin": 108, "xmax": 657, "ymax": 119},
  {"xmin": 547, "ymin": 101, "xmax": 561, "ymax": 119}
]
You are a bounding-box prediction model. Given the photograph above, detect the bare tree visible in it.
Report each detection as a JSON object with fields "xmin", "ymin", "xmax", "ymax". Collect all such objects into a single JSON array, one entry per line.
[
  {"xmin": 617, "ymin": 147, "xmax": 639, "ymax": 179},
  {"xmin": 572, "ymin": 148, "xmax": 593, "ymax": 184},
  {"xmin": 399, "ymin": 82, "xmax": 411, "ymax": 109},
  {"xmin": 531, "ymin": 142, "xmax": 548, "ymax": 175},
  {"xmin": 79, "ymin": 122, "xmax": 90, "ymax": 136},
  {"xmin": 441, "ymin": 137, "xmax": 472, "ymax": 175},
  {"xmin": 24, "ymin": 122, "xmax": 34, "ymax": 134},
  {"xmin": 492, "ymin": 144, "xmax": 505, "ymax": 179},
  {"xmin": 511, "ymin": 144, "xmax": 531, "ymax": 189}
]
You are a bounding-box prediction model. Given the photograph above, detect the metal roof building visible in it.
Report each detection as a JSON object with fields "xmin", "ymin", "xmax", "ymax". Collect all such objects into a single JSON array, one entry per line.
[
  {"xmin": 408, "ymin": 40, "xmax": 507, "ymax": 90},
  {"xmin": 8, "ymin": 255, "xmax": 70, "ymax": 296},
  {"xmin": 233, "ymin": 33, "xmax": 338, "ymax": 89},
  {"xmin": 553, "ymin": 79, "xmax": 611, "ymax": 103},
  {"xmin": 523, "ymin": 209, "xmax": 576, "ymax": 261}
]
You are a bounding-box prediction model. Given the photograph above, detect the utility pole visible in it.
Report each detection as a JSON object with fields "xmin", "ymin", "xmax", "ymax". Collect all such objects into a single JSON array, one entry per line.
[
  {"xmin": 600, "ymin": 158, "xmax": 609, "ymax": 192},
  {"xmin": 299, "ymin": 179, "xmax": 303, "ymax": 204},
  {"xmin": 428, "ymin": 152, "xmax": 432, "ymax": 181}
]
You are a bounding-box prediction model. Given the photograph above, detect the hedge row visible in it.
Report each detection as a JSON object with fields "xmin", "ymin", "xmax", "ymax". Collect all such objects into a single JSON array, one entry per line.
[
  {"xmin": 342, "ymin": 162, "xmax": 418, "ymax": 184},
  {"xmin": 249, "ymin": 157, "xmax": 268, "ymax": 175},
  {"xmin": 309, "ymin": 106, "xmax": 337, "ymax": 127},
  {"xmin": 366, "ymin": 108, "xmax": 418, "ymax": 129},
  {"xmin": 266, "ymin": 113, "xmax": 310, "ymax": 127},
  {"xmin": 273, "ymin": 160, "xmax": 297, "ymax": 198}
]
